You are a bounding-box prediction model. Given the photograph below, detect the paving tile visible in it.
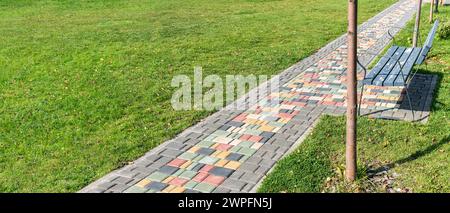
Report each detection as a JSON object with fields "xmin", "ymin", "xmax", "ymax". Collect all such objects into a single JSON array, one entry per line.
[
  {"xmin": 179, "ymin": 170, "xmax": 197, "ymax": 179},
  {"xmin": 169, "ymin": 177, "xmax": 189, "ymax": 187},
  {"xmin": 224, "ymin": 161, "xmax": 241, "ymax": 170},
  {"xmin": 172, "ymin": 168, "xmax": 185, "ymax": 177},
  {"xmin": 179, "ymin": 160, "xmax": 192, "ymax": 169},
  {"xmin": 199, "ymin": 164, "xmax": 214, "ymax": 173},
  {"xmin": 145, "ymin": 182, "xmax": 168, "ymax": 191},
  {"xmin": 215, "ymin": 143, "xmax": 233, "ymax": 151},
  {"xmin": 170, "ymin": 186, "xmax": 186, "ymax": 193},
  {"xmin": 193, "ymin": 172, "xmax": 209, "ymax": 182},
  {"xmin": 197, "ymin": 140, "xmax": 215, "ymax": 148},
  {"xmin": 178, "ymin": 152, "xmax": 198, "ymax": 161},
  {"xmin": 209, "ymin": 167, "xmax": 234, "ymax": 177},
  {"xmin": 167, "ymin": 158, "xmax": 187, "ymax": 167},
  {"xmin": 215, "ymin": 159, "xmax": 229, "ymax": 167},
  {"xmin": 136, "ymin": 179, "xmax": 151, "ymax": 188},
  {"xmin": 193, "ymin": 182, "xmax": 216, "ymax": 193},
  {"xmin": 203, "ymin": 175, "xmax": 225, "ymax": 186},
  {"xmin": 198, "ymin": 156, "xmax": 219, "ymax": 165},
  {"xmin": 147, "ymin": 172, "xmax": 169, "ymax": 182},
  {"xmin": 162, "ymin": 176, "xmax": 175, "ymax": 184},
  {"xmin": 158, "ymin": 166, "xmax": 179, "ymax": 175},
  {"xmin": 184, "ymin": 189, "xmax": 201, "ymax": 193},
  {"xmin": 226, "ymin": 153, "xmax": 244, "ymax": 161},
  {"xmin": 184, "ymin": 180, "xmax": 199, "ymax": 190},
  {"xmin": 123, "ymin": 186, "xmax": 147, "ymax": 193},
  {"xmin": 197, "ymin": 147, "xmax": 216, "ymax": 156},
  {"xmin": 237, "ymin": 147, "xmax": 256, "ymax": 156}
]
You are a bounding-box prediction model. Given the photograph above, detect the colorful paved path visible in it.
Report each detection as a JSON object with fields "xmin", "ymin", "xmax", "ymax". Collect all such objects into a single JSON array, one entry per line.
[{"xmin": 80, "ymin": 0, "xmax": 437, "ymax": 193}]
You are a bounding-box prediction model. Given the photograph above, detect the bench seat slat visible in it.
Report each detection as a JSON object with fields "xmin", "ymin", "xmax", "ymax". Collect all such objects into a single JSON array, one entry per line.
[
  {"xmin": 363, "ymin": 46, "xmax": 398, "ymax": 85},
  {"xmin": 383, "ymin": 47, "xmax": 416, "ymax": 86},
  {"xmin": 380, "ymin": 47, "xmax": 406, "ymax": 75},
  {"xmin": 392, "ymin": 47, "xmax": 422, "ymax": 86},
  {"xmin": 373, "ymin": 47, "xmax": 406, "ymax": 86}
]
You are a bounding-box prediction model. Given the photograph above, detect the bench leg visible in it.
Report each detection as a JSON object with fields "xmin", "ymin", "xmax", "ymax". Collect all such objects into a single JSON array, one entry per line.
[
  {"xmin": 358, "ymin": 83, "xmax": 365, "ymax": 116},
  {"xmin": 404, "ymin": 86, "xmax": 415, "ymax": 121}
]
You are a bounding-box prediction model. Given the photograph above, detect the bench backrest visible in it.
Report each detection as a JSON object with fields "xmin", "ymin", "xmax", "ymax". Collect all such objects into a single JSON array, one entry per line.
[
  {"xmin": 416, "ymin": 20, "xmax": 439, "ymax": 64},
  {"xmin": 424, "ymin": 20, "xmax": 440, "ymax": 48}
]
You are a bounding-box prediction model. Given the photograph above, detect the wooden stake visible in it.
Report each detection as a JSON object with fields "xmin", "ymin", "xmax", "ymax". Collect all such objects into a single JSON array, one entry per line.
[
  {"xmin": 430, "ymin": 0, "xmax": 434, "ymax": 23},
  {"xmin": 413, "ymin": 0, "xmax": 423, "ymax": 47}
]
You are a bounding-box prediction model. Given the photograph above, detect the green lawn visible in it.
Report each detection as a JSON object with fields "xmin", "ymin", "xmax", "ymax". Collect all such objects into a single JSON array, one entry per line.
[
  {"xmin": 259, "ymin": 4, "xmax": 450, "ymax": 193},
  {"xmin": 0, "ymin": 0, "xmax": 396, "ymax": 192}
]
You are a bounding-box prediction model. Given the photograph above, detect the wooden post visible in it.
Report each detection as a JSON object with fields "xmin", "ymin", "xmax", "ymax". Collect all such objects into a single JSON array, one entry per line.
[
  {"xmin": 430, "ymin": 0, "xmax": 434, "ymax": 23},
  {"xmin": 413, "ymin": 0, "xmax": 422, "ymax": 47},
  {"xmin": 346, "ymin": 0, "xmax": 357, "ymax": 182},
  {"xmin": 434, "ymin": 0, "xmax": 439, "ymax": 13}
]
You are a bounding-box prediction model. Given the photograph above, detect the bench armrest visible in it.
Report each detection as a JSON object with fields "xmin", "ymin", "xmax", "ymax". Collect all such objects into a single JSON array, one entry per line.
[{"xmin": 387, "ymin": 26, "xmax": 420, "ymax": 47}]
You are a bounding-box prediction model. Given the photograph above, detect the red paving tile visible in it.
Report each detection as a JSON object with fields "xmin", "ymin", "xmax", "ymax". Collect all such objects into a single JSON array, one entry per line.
[{"xmin": 203, "ymin": 175, "xmax": 225, "ymax": 186}]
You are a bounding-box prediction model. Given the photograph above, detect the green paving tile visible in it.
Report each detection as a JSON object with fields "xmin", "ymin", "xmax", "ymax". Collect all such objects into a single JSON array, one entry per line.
[
  {"xmin": 124, "ymin": 186, "xmax": 147, "ymax": 193},
  {"xmin": 205, "ymin": 135, "xmax": 216, "ymax": 141},
  {"xmin": 238, "ymin": 147, "xmax": 256, "ymax": 156},
  {"xmin": 198, "ymin": 156, "xmax": 219, "ymax": 165},
  {"xmin": 238, "ymin": 141, "xmax": 253, "ymax": 148},
  {"xmin": 147, "ymin": 172, "xmax": 169, "ymax": 182},
  {"xmin": 194, "ymin": 182, "xmax": 215, "ymax": 193},
  {"xmin": 228, "ymin": 132, "xmax": 241, "ymax": 139},
  {"xmin": 229, "ymin": 146, "xmax": 241, "ymax": 153},
  {"xmin": 178, "ymin": 152, "xmax": 198, "ymax": 160},
  {"xmin": 212, "ymin": 130, "xmax": 229, "ymax": 136},
  {"xmin": 193, "ymin": 154, "xmax": 204, "ymax": 161},
  {"xmin": 261, "ymin": 111, "xmax": 273, "ymax": 116},
  {"xmin": 186, "ymin": 162, "xmax": 199, "ymax": 170},
  {"xmin": 197, "ymin": 140, "xmax": 215, "ymax": 148},
  {"xmin": 173, "ymin": 168, "xmax": 185, "ymax": 176},
  {"xmin": 251, "ymin": 125, "xmax": 262, "ymax": 131},
  {"xmin": 184, "ymin": 180, "xmax": 199, "ymax": 190},
  {"xmin": 249, "ymin": 125, "xmax": 261, "ymax": 130},
  {"xmin": 268, "ymin": 121, "xmax": 284, "ymax": 127},
  {"xmin": 179, "ymin": 170, "xmax": 197, "ymax": 179}
]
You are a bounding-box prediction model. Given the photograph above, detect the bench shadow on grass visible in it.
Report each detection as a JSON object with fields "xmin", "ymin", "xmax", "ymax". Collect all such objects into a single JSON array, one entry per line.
[{"xmin": 370, "ymin": 134, "xmax": 449, "ymax": 174}]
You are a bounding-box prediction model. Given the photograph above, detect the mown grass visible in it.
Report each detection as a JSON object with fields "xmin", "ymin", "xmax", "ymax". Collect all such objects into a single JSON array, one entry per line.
[
  {"xmin": 0, "ymin": 0, "xmax": 397, "ymax": 192},
  {"xmin": 259, "ymin": 4, "xmax": 449, "ymax": 193}
]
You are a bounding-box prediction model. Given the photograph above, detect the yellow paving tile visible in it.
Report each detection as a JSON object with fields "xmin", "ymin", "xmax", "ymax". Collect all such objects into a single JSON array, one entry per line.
[
  {"xmin": 211, "ymin": 150, "xmax": 221, "ymax": 157},
  {"xmin": 215, "ymin": 159, "xmax": 229, "ymax": 167},
  {"xmin": 180, "ymin": 161, "xmax": 192, "ymax": 169},
  {"xmin": 170, "ymin": 186, "xmax": 185, "ymax": 193},
  {"xmin": 188, "ymin": 146, "xmax": 200, "ymax": 153},
  {"xmin": 162, "ymin": 176, "xmax": 175, "ymax": 184},
  {"xmin": 162, "ymin": 185, "xmax": 176, "ymax": 193},
  {"xmin": 136, "ymin": 179, "xmax": 151, "ymax": 188},
  {"xmin": 211, "ymin": 143, "xmax": 219, "ymax": 149},
  {"xmin": 224, "ymin": 161, "xmax": 241, "ymax": 170},
  {"xmin": 259, "ymin": 125, "xmax": 274, "ymax": 132},
  {"xmin": 216, "ymin": 151, "xmax": 230, "ymax": 159}
]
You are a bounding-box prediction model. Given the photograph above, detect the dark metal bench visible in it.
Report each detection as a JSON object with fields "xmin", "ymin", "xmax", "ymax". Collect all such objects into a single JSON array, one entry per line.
[{"xmin": 358, "ymin": 20, "xmax": 439, "ymax": 119}]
